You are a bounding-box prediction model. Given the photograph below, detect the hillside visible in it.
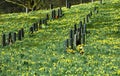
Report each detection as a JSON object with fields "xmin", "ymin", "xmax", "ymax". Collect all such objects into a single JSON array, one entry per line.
[{"xmin": 0, "ymin": 0, "xmax": 120, "ymax": 75}]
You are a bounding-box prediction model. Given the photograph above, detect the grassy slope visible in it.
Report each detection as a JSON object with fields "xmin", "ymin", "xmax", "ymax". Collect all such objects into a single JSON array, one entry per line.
[
  {"xmin": 0, "ymin": 0, "xmax": 120, "ymax": 75},
  {"xmin": 85, "ymin": 0, "xmax": 120, "ymax": 75}
]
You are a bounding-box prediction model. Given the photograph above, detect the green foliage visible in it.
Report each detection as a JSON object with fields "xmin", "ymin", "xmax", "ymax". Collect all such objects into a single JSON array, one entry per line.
[
  {"xmin": 5, "ymin": 0, "xmax": 42, "ymax": 11},
  {"xmin": 0, "ymin": 0, "xmax": 120, "ymax": 75}
]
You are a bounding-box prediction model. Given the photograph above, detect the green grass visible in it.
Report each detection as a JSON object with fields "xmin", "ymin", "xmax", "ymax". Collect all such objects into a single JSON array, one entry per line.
[{"xmin": 0, "ymin": 0, "xmax": 120, "ymax": 75}]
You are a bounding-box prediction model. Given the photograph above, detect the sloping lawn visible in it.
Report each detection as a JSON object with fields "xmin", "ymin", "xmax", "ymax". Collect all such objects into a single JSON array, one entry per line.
[{"xmin": 0, "ymin": 0, "xmax": 120, "ymax": 75}]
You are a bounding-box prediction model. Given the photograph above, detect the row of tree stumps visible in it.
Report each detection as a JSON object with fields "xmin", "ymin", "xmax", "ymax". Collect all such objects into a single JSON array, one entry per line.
[
  {"xmin": 29, "ymin": 7, "xmax": 63, "ymax": 35},
  {"xmin": 2, "ymin": 28, "xmax": 24, "ymax": 47},
  {"xmin": 2, "ymin": 7, "xmax": 64, "ymax": 47},
  {"xmin": 65, "ymin": 6, "xmax": 99, "ymax": 51},
  {"xmin": 64, "ymin": 22, "xmax": 87, "ymax": 50},
  {"xmin": 2, "ymin": 0, "xmax": 70, "ymax": 47},
  {"xmin": 51, "ymin": 7, "xmax": 63, "ymax": 19}
]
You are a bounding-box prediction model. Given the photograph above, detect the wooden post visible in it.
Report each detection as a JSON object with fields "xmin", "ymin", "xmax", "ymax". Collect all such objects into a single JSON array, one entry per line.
[
  {"xmin": 44, "ymin": 19, "xmax": 47, "ymax": 25},
  {"xmin": 74, "ymin": 24, "xmax": 77, "ymax": 34},
  {"xmin": 65, "ymin": 39, "xmax": 69, "ymax": 48},
  {"xmin": 51, "ymin": 10, "xmax": 56, "ymax": 19},
  {"xmin": 70, "ymin": 30, "xmax": 73, "ymax": 39},
  {"xmin": 59, "ymin": 7, "xmax": 62, "ymax": 17},
  {"xmin": 74, "ymin": 34, "xmax": 77, "ymax": 48},
  {"xmin": 57, "ymin": 9, "xmax": 60, "ymax": 18},
  {"xmin": 30, "ymin": 26, "xmax": 34, "ymax": 34},
  {"xmin": 18, "ymin": 30, "xmax": 22, "ymax": 40},
  {"xmin": 8, "ymin": 32, "xmax": 13, "ymax": 44},
  {"xmin": 70, "ymin": 30, "xmax": 73, "ymax": 49},
  {"xmin": 39, "ymin": 19, "xmax": 42, "ymax": 29},
  {"xmin": 79, "ymin": 21, "xmax": 83, "ymax": 30},
  {"xmin": 58, "ymin": 9, "xmax": 60, "ymax": 18},
  {"xmin": 52, "ymin": 10, "xmax": 55, "ymax": 19},
  {"xmin": 86, "ymin": 15, "xmax": 89, "ymax": 23},
  {"xmin": 81, "ymin": 26, "xmax": 83, "ymax": 44},
  {"xmin": 2, "ymin": 34, "xmax": 6, "ymax": 47},
  {"xmin": 83, "ymin": 24, "xmax": 86, "ymax": 44},
  {"xmin": 76, "ymin": 28, "xmax": 80, "ymax": 45},
  {"xmin": 13, "ymin": 32, "xmax": 16, "ymax": 42},
  {"xmin": 66, "ymin": 39, "xmax": 69, "ymax": 48},
  {"xmin": 51, "ymin": 10, "xmax": 54, "ymax": 19},
  {"xmin": 53, "ymin": 10, "xmax": 56, "ymax": 19},
  {"xmin": 39, "ymin": 19, "xmax": 42, "ymax": 26},
  {"xmin": 64, "ymin": 39, "xmax": 69, "ymax": 52},
  {"xmin": 79, "ymin": 21, "xmax": 83, "ymax": 44},
  {"xmin": 21, "ymin": 28, "xmax": 24, "ymax": 37},
  {"xmin": 83, "ymin": 24, "xmax": 86, "ymax": 34}
]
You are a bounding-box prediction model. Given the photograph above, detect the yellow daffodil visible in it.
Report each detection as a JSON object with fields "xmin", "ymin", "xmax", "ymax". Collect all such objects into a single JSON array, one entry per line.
[{"xmin": 66, "ymin": 48, "xmax": 76, "ymax": 54}]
